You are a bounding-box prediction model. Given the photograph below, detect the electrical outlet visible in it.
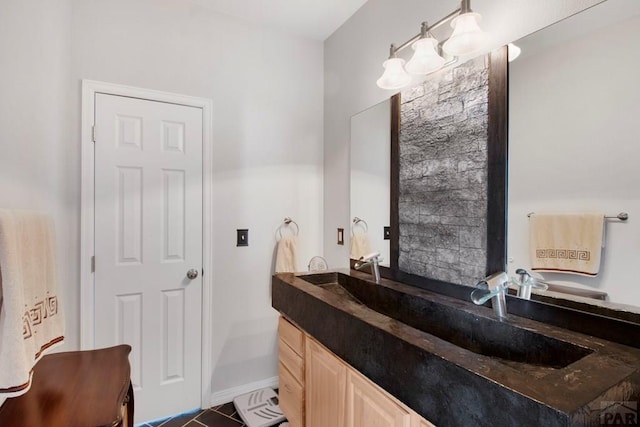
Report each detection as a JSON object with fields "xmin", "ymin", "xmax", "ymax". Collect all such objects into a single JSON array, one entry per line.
[{"xmin": 237, "ymin": 229, "xmax": 249, "ymax": 246}]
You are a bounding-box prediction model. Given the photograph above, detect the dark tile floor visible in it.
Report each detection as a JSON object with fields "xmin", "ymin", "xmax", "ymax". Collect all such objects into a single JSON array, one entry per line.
[
  {"xmin": 140, "ymin": 401, "xmax": 287, "ymax": 427},
  {"xmin": 140, "ymin": 403, "xmax": 243, "ymax": 427}
]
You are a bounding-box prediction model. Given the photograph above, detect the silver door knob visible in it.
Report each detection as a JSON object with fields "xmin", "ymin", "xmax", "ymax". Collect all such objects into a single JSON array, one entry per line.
[{"xmin": 186, "ymin": 269, "xmax": 199, "ymax": 280}]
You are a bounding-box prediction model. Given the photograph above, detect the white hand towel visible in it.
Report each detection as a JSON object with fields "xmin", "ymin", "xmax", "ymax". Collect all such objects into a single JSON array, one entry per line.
[
  {"xmin": 275, "ymin": 235, "xmax": 298, "ymax": 273},
  {"xmin": 529, "ymin": 213, "xmax": 605, "ymax": 276},
  {"xmin": 350, "ymin": 233, "xmax": 372, "ymax": 260},
  {"xmin": 0, "ymin": 210, "xmax": 65, "ymax": 399}
]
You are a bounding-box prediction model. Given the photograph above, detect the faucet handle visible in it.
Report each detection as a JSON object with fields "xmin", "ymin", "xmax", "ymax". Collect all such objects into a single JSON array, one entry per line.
[
  {"xmin": 511, "ymin": 268, "xmax": 549, "ymax": 290},
  {"xmin": 483, "ymin": 271, "xmax": 509, "ymax": 289},
  {"xmin": 354, "ymin": 251, "xmax": 382, "ymax": 284},
  {"xmin": 515, "ymin": 268, "xmax": 532, "ymax": 281},
  {"xmin": 360, "ymin": 252, "xmax": 381, "ymax": 262},
  {"xmin": 354, "ymin": 252, "xmax": 380, "ymax": 270}
]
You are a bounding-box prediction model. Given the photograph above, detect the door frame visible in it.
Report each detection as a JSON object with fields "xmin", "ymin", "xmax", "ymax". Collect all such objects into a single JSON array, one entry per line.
[{"xmin": 80, "ymin": 79, "xmax": 214, "ymax": 407}]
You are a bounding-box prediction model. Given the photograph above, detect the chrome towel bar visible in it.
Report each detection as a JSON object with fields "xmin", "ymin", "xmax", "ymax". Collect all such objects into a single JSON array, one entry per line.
[{"xmin": 527, "ymin": 212, "xmax": 628, "ymax": 221}]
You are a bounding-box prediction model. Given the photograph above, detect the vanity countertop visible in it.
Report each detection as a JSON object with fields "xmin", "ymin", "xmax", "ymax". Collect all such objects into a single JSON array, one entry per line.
[{"xmin": 272, "ymin": 270, "xmax": 640, "ymax": 427}]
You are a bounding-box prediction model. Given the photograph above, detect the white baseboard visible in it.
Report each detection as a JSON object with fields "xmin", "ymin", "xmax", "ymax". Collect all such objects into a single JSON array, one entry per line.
[{"xmin": 206, "ymin": 376, "xmax": 279, "ymax": 408}]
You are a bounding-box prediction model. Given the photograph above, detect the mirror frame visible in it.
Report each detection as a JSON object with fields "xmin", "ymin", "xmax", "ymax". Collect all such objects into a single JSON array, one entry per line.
[{"xmin": 389, "ymin": 46, "xmax": 509, "ymax": 280}]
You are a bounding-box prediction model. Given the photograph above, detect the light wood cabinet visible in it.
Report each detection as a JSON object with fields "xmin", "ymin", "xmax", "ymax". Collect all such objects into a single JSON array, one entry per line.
[
  {"xmin": 346, "ymin": 369, "xmax": 412, "ymax": 427},
  {"xmin": 277, "ymin": 316, "xmax": 436, "ymax": 427},
  {"xmin": 279, "ymin": 361, "xmax": 305, "ymax": 427},
  {"xmin": 416, "ymin": 418, "xmax": 436, "ymax": 427},
  {"xmin": 305, "ymin": 338, "xmax": 347, "ymax": 427},
  {"xmin": 279, "ymin": 316, "xmax": 305, "ymax": 356},
  {"xmin": 280, "ymin": 335, "xmax": 304, "ymax": 381},
  {"xmin": 278, "ymin": 317, "xmax": 305, "ymax": 427}
]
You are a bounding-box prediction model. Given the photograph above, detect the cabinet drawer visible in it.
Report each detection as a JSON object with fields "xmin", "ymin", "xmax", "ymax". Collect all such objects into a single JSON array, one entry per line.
[
  {"xmin": 279, "ymin": 316, "xmax": 304, "ymax": 356},
  {"xmin": 279, "ymin": 362, "xmax": 304, "ymax": 427},
  {"xmin": 279, "ymin": 338, "xmax": 304, "ymax": 383}
]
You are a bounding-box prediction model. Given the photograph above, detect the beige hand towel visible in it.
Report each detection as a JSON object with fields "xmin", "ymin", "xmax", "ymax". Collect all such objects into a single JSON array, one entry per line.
[
  {"xmin": 350, "ymin": 233, "xmax": 372, "ymax": 260},
  {"xmin": 275, "ymin": 235, "xmax": 298, "ymax": 273},
  {"xmin": 529, "ymin": 213, "xmax": 605, "ymax": 276},
  {"xmin": 0, "ymin": 210, "xmax": 65, "ymax": 399}
]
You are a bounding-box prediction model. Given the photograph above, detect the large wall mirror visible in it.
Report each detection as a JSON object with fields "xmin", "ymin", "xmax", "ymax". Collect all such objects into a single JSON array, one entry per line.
[
  {"xmin": 350, "ymin": 99, "xmax": 391, "ymax": 267},
  {"xmin": 349, "ymin": 0, "xmax": 640, "ymax": 317},
  {"xmin": 507, "ymin": 0, "xmax": 640, "ymax": 312}
]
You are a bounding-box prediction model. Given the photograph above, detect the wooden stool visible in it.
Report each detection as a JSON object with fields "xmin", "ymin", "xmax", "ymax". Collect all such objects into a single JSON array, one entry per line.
[{"xmin": 0, "ymin": 345, "xmax": 134, "ymax": 427}]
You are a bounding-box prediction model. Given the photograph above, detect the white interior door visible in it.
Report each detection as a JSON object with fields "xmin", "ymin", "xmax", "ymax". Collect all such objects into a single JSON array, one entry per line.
[{"xmin": 93, "ymin": 93, "xmax": 203, "ymax": 423}]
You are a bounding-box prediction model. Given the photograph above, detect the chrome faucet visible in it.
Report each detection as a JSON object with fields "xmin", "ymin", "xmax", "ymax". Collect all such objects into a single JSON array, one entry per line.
[
  {"xmin": 515, "ymin": 268, "xmax": 534, "ymax": 299},
  {"xmin": 354, "ymin": 252, "xmax": 382, "ymax": 284},
  {"xmin": 510, "ymin": 268, "xmax": 548, "ymax": 300},
  {"xmin": 470, "ymin": 272, "xmax": 509, "ymax": 319}
]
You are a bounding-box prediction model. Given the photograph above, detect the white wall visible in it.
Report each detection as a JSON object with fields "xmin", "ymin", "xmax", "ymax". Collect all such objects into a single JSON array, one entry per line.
[
  {"xmin": 0, "ymin": 0, "xmax": 75, "ymax": 347},
  {"xmin": 0, "ymin": 0, "xmax": 322, "ymax": 403},
  {"xmin": 350, "ymin": 100, "xmax": 390, "ymax": 265},
  {"xmin": 323, "ymin": 0, "xmax": 603, "ymax": 268},
  {"xmin": 508, "ymin": 13, "xmax": 640, "ymax": 305},
  {"xmin": 70, "ymin": 0, "xmax": 324, "ymax": 399}
]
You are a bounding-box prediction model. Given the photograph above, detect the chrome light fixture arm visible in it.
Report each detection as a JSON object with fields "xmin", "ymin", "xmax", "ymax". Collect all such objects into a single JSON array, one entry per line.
[{"xmin": 391, "ymin": 9, "xmax": 462, "ymax": 56}]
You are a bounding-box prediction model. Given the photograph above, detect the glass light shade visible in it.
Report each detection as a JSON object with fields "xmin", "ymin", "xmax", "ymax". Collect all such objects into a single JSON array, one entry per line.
[
  {"xmin": 508, "ymin": 43, "xmax": 521, "ymax": 62},
  {"xmin": 376, "ymin": 57, "xmax": 411, "ymax": 90},
  {"xmin": 442, "ymin": 12, "xmax": 488, "ymax": 56},
  {"xmin": 405, "ymin": 37, "xmax": 446, "ymax": 75}
]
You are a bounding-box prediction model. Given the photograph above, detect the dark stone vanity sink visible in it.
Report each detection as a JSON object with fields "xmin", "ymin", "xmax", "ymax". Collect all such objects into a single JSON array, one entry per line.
[
  {"xmin": 273, "ymin": 270, "xmax": 640, "ymax": 427},
  {"xmin": 300, "ymin": 272, "xmax": 592, "ymax": 369}
]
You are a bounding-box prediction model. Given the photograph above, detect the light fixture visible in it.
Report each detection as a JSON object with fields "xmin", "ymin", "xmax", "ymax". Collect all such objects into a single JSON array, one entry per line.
[
  {"xmin": 442, "ymin": 1, "xmax": 488, "ymax": 57},
  {"xmin": 405, "ymin": 22, "xmax": 446, "ymax": 75},
  {"xmin": 507, "ymin": 43, "xmax": 521, "ymax": 62},
  {"xmin": 376, "ymin": 45, "xmax": 412, "ymax": 90},
  {"xmin": 376, "ymin": 0, "xmax": 488, "ymax": 90}
]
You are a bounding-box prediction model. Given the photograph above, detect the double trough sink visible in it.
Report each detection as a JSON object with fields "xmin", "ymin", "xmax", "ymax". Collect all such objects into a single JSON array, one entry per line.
[
  {"xmin": 272, "ymin": 270, "xmax": 640, "ymax": 426},
  {"xmin": 300, "ymin": 272, "xmax": 592, "ymax": 369}
]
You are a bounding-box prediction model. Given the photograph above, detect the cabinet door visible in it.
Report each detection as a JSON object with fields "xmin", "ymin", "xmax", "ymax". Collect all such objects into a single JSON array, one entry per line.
[
  {"xmin": 346, "ymin": 370, "xmax": 412, "ymax": 427},
  {"xmin": 305, "ymin": 339, "xmax": 347, "ymax": 427},
  {"xmin": 415, "ymin": 418, "xmax": 436, "ymax": 427}
]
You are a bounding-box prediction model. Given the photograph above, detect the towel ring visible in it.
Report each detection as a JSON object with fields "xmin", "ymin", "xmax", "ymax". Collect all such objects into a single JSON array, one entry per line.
[
  {"xmin": 276, "ymin": 217, "xmax": 299, "ymax": 240},
  {"xmin": 351, "ymin": 217, "xmax": 368, "ymax": 235}
]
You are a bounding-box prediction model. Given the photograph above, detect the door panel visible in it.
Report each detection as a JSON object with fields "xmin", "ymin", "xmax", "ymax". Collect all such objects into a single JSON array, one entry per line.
[
  {"xmin": 94, "ymin": 93, "xmax": 203, "ymax": 423},
  {"xmin": 346, "ymin": 370, "xmax": 412, "ymax": 427},
  {"xmin": 305, "ymin": 339, "xmax": 346, "ymax": 427}
]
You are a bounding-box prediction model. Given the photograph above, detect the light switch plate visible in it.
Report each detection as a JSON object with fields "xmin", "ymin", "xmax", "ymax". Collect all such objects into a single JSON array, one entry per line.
[
  {"xmin": 337, "ymin": 228, "xmax": 344, "ymax": 245},
  {"xmin": 384, "ymin": 226, "xmax": 391, "ymax": 240},
  {"xmin": 237, "ymin": 229, "xmax": 249, "ymax": 246}
]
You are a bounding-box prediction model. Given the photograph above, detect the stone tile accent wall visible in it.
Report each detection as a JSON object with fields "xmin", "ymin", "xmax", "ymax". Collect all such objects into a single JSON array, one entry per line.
[{"xmin": 399, "ymin": 55, "xmax": 488, "ymax": 286}]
